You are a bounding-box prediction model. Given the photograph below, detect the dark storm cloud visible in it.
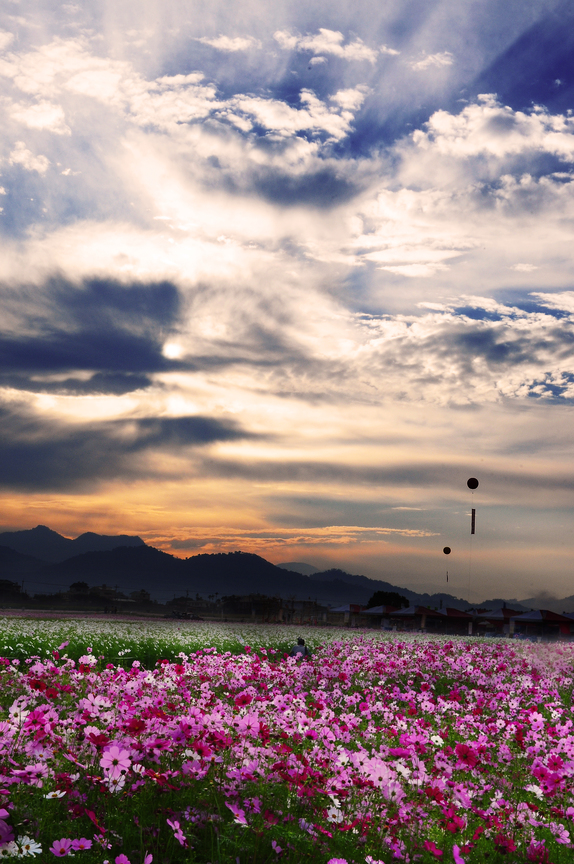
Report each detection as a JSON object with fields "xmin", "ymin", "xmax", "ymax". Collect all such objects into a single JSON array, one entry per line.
[
  {"xmin": 0, "ymin": 275, "xmax": 318, "ymax": 394},
  {"xmin": 49, "ymin": 276, "xmax": 181, "ymax": 329},
  {"xmin": 252, "ymin": 167, "xmax": 360, "ymax": 208},
  {"xmin": 0, "ymin": 276, "xmax": 181, "ymax": 393},
  {"xmin": 0, "ymin": 403, "xmax": 252, "ymax": 491},
  {"xmin": 1, "ymin": 372, "xmax": 153, "ymax": 396}
]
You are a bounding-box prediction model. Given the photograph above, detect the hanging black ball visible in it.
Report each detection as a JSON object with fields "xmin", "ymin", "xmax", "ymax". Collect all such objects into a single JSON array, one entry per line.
[
  {"xmin": 443, "ymin": 546, "xmax": 451, "ymax": 555},
  {"xmin": 467, "ymin": 478, "xmax": 479, "ymax": 490}
]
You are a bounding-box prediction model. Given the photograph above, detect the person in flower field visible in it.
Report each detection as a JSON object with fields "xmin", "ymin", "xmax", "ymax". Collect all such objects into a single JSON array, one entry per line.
[{"xmin": 289, "ymin": 637, "xmax": 310, "ymax": 658}]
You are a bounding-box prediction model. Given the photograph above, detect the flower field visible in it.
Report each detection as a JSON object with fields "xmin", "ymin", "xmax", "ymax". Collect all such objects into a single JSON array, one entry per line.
[{"xmin": 0, "ymin": 620, "xmax": 573, "ymax": 863}]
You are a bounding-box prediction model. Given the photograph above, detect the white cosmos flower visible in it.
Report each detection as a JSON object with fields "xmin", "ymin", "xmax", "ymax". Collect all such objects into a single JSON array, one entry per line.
[
  {"xmin": 107, "ymin": 774, "xmax": 126, "ymax": 793},
  {"xmin": 16, "ymin": 836, "xmax": 42, "ymax": 856}
]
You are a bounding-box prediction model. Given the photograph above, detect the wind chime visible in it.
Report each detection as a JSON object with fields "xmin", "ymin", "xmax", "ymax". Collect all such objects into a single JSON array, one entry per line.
[{"xmin": 441, "ymin": 477, "xmax": 479, "ymax": 584}]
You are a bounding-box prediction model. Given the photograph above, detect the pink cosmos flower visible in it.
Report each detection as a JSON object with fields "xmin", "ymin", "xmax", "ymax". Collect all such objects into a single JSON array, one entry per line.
[
  {"xmin": 71, "ymin": 838, "xmax": 92, "ymax": 851},
  {"xmin": 49, "ymin": 838, "xmax": 73, "ymax": 856},
  {"xmin": 236, "ymin": 713, "xmax": 260, "ymax": 736},
  {"xmin": 115, "ymin": 855, "xmax": 130, "ymax": 864},
  {"xmin": 100, "ymin": 745, "xmax": 131, "ymax": 778},
  {"xmin": 454, "ymin": 743, "xmax": 478, "ymax": 769},
  {"xmin": 453, "ymin": 844, "xmax": 466, "ymax": 864},
  {"xmin": 527, "ymin": 839, "xmax": 550, "ymax": 863},
  {"xmin": 166, "ymin": 819, "xmax": 187, "ymax": 847},
  {"xmin": 424, "ymin": 840, "xmax": 443, "ymax": 858},
  {"xmin": 547, "ymin": 753, "xmax": 564, "ymax": 771},
  {"xmin": 225, "ymin": 803, "xmax": 248, "ymax": 825},
  {"xmin": 0, "ymin": 807, "xmax": 14, "ymax": 844}
]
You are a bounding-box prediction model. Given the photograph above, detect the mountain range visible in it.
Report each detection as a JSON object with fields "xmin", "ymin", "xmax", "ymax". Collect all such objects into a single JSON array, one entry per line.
[
  {"xmin": 0, "ymin": 525, "xmax": 144, "ymax": 563},
  {"xmin": 0, "ymin": 526, "xmax": 572, "ymax": 611}
]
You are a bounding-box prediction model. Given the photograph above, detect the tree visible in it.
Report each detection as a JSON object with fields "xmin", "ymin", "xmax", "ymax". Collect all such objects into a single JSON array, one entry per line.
[
  {"xmin": 70, "ymin": 582, "xmax": 89, "ymax": 594},
  {"xmin": 367, "ymin": 590, "xmax": 409, "ymax": 609}
]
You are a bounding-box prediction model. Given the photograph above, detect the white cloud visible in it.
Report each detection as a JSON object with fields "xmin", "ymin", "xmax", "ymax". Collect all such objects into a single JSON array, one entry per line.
[
  {"xmin": 9, "ymin": 100, "xmax": 70, "ymax": 134},
  {"xmin": 196, "ymin": 35, "xmax": 261, "ymax": 52},
  {"xmin": 274, "ymin": 28, "xmax": 378, "ymax": 63},
  {"xmin": 0, "ymin": 30, "xmax": 14, "ymax": 52},
  {"xmin": 380, "ymin": 44, "xmax": 400, "ymax": 56},
  {"xmin": 411, "ymin": 51, "xmax": 453, "ymax": 71},
  {"xmin": 8, "ymin": 141, "xmax": 50, "ymax": 173},
  {"xmin": 378, "ymin": 263, "xmax": 450, "ymax": 277},
  {"xmin": 531, "ymin": 291, "xmax": 574, "ymax": 314},
  {"xmin": 308, "ymin": 56, "xmax": 327, "ymax": 66},
  {"xmin": 412, "ymin": 94, "xmax": 574, "ymax": 161},
  {"xmin": 0, "ymin": 37, "xmax": 366, "ymax": 146},
  {"xmin": 230, "ymin": 89, "xmax": 358, "ymax": 140},
  {"xmin": 330, "ymin": 86, "xmax": 368, "ymax": 111},
  {"xmin": 511, "ymin": 263, "xmax": 538, "ymax": 272}
]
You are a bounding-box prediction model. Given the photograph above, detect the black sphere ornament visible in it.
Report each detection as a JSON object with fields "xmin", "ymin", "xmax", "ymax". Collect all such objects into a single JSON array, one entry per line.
[
  {"xmin": 443, "ymin": 546, "xmax": 451, "ymax": 555},
  {"xmin": 467, "ymin": 478, "xmax": 479, "ymax": 490}
]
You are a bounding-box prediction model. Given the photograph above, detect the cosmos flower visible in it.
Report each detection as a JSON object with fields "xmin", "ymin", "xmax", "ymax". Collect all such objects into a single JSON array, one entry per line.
[
  {"xmin": 100, "ymin": 746, "xmax": 131, "ymax": 778},
  {"xmin": 49, "ymin": 838, "xmax": 73, "ymax": 857},
  {"xmin": 16, "ymin": 836, "xmax": 42, "ymax": 856}
]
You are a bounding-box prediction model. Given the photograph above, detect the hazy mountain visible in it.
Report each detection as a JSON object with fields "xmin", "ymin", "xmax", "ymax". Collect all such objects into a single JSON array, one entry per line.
[
  {"xmin": 518, "ymin": 594, "xmax": 574, "ymax": 614},
  {"xmin": 20, "ymin": 545, "xmax": 471, "ymax": 606},
  {"xmin": 0, "ymin": 545, "xmax": 46, "ymax": 576},
  {"xmin": 277, "ymin": 562, "xmax": 320, "ymax": 576},
  {"xmin": 0, "ymin": 525, "xmax": 145, "ymax": 563},
  {"xmin": 2, "ymin": 528, "xmax": 565, "ymax": 611},
  {"xmin": 35, "ymin": 545, "xmax": 182, "ymax": 597}
]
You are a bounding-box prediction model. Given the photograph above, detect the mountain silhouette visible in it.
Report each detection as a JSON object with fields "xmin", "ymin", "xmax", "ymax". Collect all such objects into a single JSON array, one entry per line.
[
  {"xmin": 0, "ymin": 525, "xmax": 556, "ymax": 610},
  {"xmin": 0, "ymin": 545, "xmax": 46, "ymax": 576},
  {"xmin": 0, "ymin": 525, "xmax": 145, "ymax": 563}
]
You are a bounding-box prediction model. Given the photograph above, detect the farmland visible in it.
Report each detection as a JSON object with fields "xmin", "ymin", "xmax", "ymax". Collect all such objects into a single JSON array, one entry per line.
[{"xmin": 0, "ymin": 619, "xmax": 573, "ymax": 863}]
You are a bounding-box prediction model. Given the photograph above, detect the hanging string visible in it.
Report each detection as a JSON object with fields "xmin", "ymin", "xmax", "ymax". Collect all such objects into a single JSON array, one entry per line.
[{"xmin": 466, "ymin": 478, "xmax": 479, "ymax": 605}]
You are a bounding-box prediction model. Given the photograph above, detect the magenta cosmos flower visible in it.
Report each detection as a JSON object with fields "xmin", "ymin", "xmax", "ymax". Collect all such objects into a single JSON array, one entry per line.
[
  {"xmin": 49, "ymin": 838, "xmax": 73, "ymax": 856},
  {"xmin": 100, "ymin": 745, "xmax": 131, "ymax": 777},
  {"xmin": 71, "ymin": 838, "xmax": 92, "ymax": 851}
]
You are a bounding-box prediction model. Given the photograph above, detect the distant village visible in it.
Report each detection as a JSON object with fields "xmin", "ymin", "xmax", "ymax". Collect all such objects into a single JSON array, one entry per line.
[{"xmin": 0, "ymin": 578, "xmax": 572, "ymax": 640}]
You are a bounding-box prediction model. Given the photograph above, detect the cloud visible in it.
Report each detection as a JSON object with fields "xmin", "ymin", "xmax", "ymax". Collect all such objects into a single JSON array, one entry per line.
[
  {"xmin": 195, "ymin": 35, "xmax": 261, "ymax": 52},
  {"xmin": 411, "ymin": 94, "xmax": 574, "ymax": 160},
  {"xmin": 274, "ymin": 28, "xmax": 379, "ymax": 63},
  {"xmin": 229, "ymin": 88, "xmax": 360, "ymax": 140},
  {"xmin": 8, "ymin": 142, "xmax": 50, "ymax": 173},
  {"xmin": 0, "ymin": 401, "xmax": 252, "ymax": 491},
  {"xmin": 0, "ymin": 31, "xmax": 14, "ymax": 52},
  {"xmin": 196, "ymin": 454, "xmax": 574, "ymax": 500},
  {"xmin": 9, "ymin": 100, "xmax": 70, "ymax": 134},
  {"xmin": 0, "ymin": 277, "xmax": 183, "ymax": 392},
  {"xmin": 410, "ymin": 51, "xmax": 454, "ymax": 71},
  {"xmin": 330, "ymin": 86, "xmax": 369, "ymax": 111},
  {"xmin": 510, "ymin": 263, "xmax": 538, "ymax": 272},
  {"xmin": 169, "ymin": 523, "xmax": 438, "ymax": 553}
]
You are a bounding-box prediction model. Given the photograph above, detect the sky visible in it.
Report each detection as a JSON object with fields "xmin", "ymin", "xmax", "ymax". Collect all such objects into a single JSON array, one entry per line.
[{"xmin": 1, "ymin": 0, "xmax": 574, "ymax": 602}]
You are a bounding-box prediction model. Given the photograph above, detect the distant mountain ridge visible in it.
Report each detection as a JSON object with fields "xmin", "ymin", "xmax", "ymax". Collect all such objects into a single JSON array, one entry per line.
[
  {"xmin": 0, "ymin": 545, "xmax": 47, "ymax": 576},
  {"xmin": 277, "ymin": 562, "xmax": 320, "ymax": 576},
  {"xmin": 0, "ymin": 527, "xmax": 571, "ymax": 611},
  {"xmin": 0, "ymin": 525, "xmax": 145, "ymax": 563}
]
